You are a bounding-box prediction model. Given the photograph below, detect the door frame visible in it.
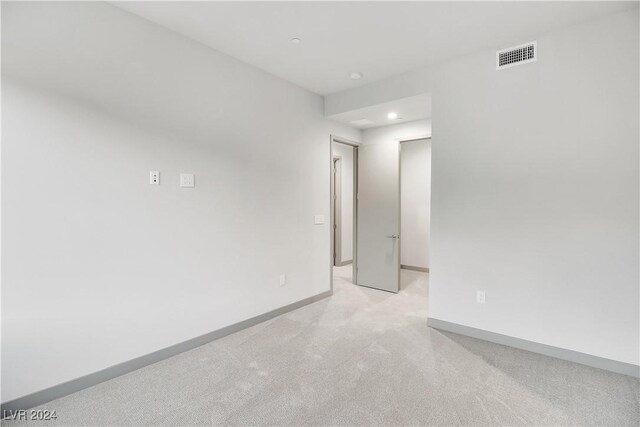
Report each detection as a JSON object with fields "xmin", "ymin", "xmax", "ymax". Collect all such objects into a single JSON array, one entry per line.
[{"xmin": 330, "ymin": 135, "xmax": 359, "ymax": 292}]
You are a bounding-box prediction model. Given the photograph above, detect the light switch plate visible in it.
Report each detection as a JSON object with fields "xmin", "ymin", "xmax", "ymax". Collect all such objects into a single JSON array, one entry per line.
[
  {"xmin": 149, "ymin": 171, "xmax": 160, "ymax": 185},
  {"xmin": 180, "ymin": 173, "xmax": 195, "ymax": 188},
  {"xmin": 314, "ymin": 215, "xmax": 325, "ymax": 225}
]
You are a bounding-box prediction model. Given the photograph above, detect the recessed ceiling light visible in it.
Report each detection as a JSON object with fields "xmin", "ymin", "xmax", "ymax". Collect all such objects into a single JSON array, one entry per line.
[
  {"xmin": 350, "ymin": 72, "xmax": 363, "ymax": 80},
  {"xmin": 387, "ymin": 112, "xmax": 398, "ymax": 120},
  {"xmin": 291, "ymin": 38, "xmax": 301, "ymax": 44}
]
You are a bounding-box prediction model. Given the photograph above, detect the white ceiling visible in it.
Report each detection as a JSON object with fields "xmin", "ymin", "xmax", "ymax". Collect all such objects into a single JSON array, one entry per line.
[
  {"xmin": 328, "ymin": 94, "xmax": 431, "ymax": 129},
  {"xmin": 113, "ymin": 1, "xmax": 636, "ymax": 95}
]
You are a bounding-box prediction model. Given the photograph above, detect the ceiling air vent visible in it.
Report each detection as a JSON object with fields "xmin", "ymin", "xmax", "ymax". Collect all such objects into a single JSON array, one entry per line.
[{"xmin": 496, "ymin": 41, "xmax": 537, "ymax": 70}]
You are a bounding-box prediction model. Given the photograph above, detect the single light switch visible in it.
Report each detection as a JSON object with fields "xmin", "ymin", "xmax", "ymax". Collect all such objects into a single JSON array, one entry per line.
[
  {"xmin": 149, "ymin": 171, "xmax": 160, "ymax": 185},
  {"xmin": 314, "ymin": 215, "xmax": 325, "ymax": 225},
  {"xmin": 180, "ymin": 173, "xmax": 195, "ymax": 188}
]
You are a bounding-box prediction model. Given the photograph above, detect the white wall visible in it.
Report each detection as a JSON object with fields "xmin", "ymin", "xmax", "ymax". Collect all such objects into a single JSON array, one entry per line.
[
  {"xmin": 331, "ymin": 142, "xmax": 354, "ymax": 263},
  {"xmin": 1, "ymin": 2, "xmax": 360, "ymax": 402},
  {"xmin": 401, "ymin": 139, "xmax": 431, "ymax": 269},
  {"xmin": 331, "ymin": 9, "xmax": 640, "ymax": 366},
  {"xmin": 429, "ymin": 9, "xmax": 639, "ymax": 366}
]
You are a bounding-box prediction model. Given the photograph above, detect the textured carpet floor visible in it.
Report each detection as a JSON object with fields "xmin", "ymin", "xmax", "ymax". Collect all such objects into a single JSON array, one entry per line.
[{"xmin": 2, "ymin": 266, "xmax": 639, "ymax": 426}]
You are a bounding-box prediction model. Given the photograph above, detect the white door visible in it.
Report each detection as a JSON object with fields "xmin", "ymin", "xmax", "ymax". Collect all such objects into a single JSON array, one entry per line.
[{"xmin": 356, "ymin": 141, "xmax": 400, "ymax": 292}]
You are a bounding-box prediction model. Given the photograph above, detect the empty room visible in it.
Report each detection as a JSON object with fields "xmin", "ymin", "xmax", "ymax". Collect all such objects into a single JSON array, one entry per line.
[{"xmin": 1, "ymin": 1, "xmax": 639, "ymax": 426}]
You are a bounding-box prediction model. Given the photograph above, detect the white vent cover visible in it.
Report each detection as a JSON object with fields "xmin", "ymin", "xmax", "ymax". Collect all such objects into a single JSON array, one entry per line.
[{"xmin": 496, "ymin": 41, "xmax": 537, "ymax": 69}]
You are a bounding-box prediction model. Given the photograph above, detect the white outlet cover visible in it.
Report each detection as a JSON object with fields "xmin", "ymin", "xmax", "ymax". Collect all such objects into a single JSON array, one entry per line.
[
  {"xmin": 476, "ymin": 291, "xmax": 486, "ymax": 304},
  {"xmin": 279, "ymin": 274, "xmax": 286, "ymax": 286},
  {"xmin": 180, "ymin": 173, "xmax": 195, "ymax": 188},
  {"xmin": 149, "ymin": 171, "xmax": 160, "ymax": 185},
  {"xmin": 314, "ymin": 215, "xmax": 325, "ymax": 225}
]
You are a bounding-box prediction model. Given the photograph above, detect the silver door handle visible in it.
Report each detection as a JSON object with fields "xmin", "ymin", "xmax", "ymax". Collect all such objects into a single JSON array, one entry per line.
[{"xmin": 386, "ymin": 234, "xmax": 400, "ymax": 239}]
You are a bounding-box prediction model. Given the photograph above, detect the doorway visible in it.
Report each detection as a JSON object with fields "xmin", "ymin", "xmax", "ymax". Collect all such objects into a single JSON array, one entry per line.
[
  {"xmin": 351, "ymin": 131, "xmax": 431, "ymax": 294},
  {"xmin": 400, "ymin": 137, "xmax": 431, "ymax": 275},
  {"xmin": 333, "ymin": 156, "xmax": 342, "ymax": 267},
  {"xmin": 330, "ymin": 132, "xmax": 431, "ymax": 295},
  {"xmin": 330, "ymin": 136, "xmax": 358, "ymax": 290}
]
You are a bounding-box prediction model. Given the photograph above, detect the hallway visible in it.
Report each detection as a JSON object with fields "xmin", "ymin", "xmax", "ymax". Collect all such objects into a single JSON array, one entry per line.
[{"xmin": 3, "ymin": 267, "xmax": 638, "ymax": 426}]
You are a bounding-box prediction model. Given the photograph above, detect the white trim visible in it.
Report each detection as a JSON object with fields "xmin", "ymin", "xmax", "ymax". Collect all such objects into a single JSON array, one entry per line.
[
  {"xmin": 428, "ymin": 318, "xmax": 639, "ymax": 378},
  {"xmin": 331, "ymin": 134, "xmax": 361, "ymax": 147},
  {"xmin": 396, "ymin": 135, "xmax": 432, "ymax": 142}
]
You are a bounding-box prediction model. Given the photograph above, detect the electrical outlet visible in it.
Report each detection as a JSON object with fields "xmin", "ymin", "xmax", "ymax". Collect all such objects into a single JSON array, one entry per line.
[
  {"xmin": 314, "ymin": 215, "xmax": 325, "ymax": 225},
  {"xmin": 180, "ymin": 173, "xmax": 195, "ymax": 188},
  {"xmin": 476, "ymin": 291, "xmax": 486, "ymax": 304},
  {"xmin": 279, "ymin": 274, "xmax": 286, "ymax": 286},
  {"xmin": 149, "ymin": 171, "xmax": 160, "ymax": 185}
]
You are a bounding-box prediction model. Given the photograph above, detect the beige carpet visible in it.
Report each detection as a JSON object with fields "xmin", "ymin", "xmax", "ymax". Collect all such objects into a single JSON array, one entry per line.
[{"xmin": 2, "ymin": 265, "xmax": 639, "ymax": 426}]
